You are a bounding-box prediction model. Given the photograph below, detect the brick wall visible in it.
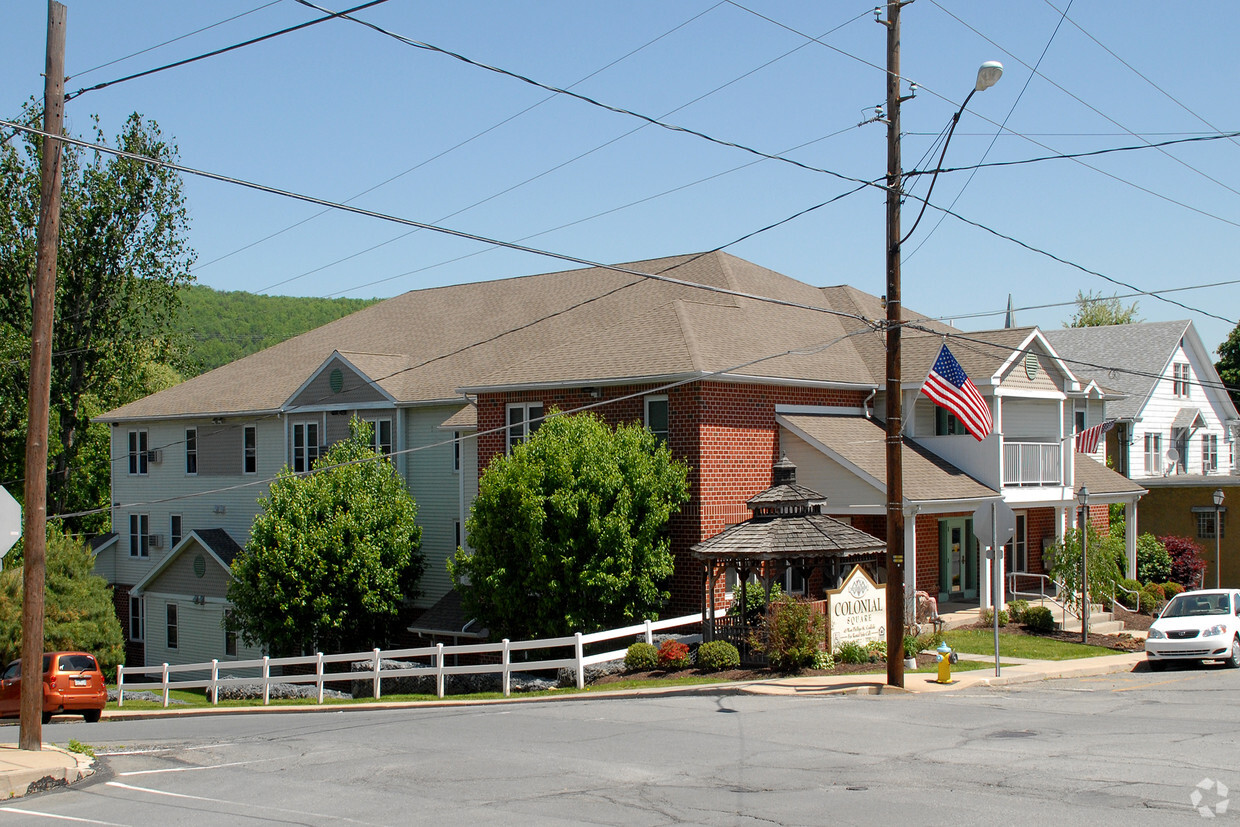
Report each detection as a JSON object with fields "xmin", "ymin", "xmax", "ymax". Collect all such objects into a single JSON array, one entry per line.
[
  {"xmin": 111, "ymin": 584, "xmax": 143, "ymax": 667},
  {"xmin": 1026, "ymin": 507, "xmax": 1057, "ymax": 574}
]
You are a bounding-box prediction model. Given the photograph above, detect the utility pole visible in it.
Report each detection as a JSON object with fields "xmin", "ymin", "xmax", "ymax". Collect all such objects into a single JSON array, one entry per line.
[
  {"xmin": 882, "ymin": 0, "xmax": 907, "ymax": 689},
  {"xmin": 20, "ymin": 0, "xmax": 67, "ymax": 752}
]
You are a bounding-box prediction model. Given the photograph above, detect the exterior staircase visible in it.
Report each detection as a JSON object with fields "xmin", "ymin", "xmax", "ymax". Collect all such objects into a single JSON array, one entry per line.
[{"xmin": 1048, "ymin": 602, "xmax": 1126, "ymax": 636}]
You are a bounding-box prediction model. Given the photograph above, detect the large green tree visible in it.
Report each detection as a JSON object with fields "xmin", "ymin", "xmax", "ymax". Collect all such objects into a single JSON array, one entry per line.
[
  {"xmin": 0, "ymin": 104, "xmax": 194, "ymax": 533},
  {"xmin": 1064, "ymin": 290, "xmax": 1140, "ymax": 327},
  {"xmin": 1216, "ymin": 321, "xmax": 1240, "ymax": 409},
  {"xmin": 450, "ymin": 411, "xmax": 690, "ymax": 640},
  {"xmin": 227, "ymin": 420, "xmax": 425, "ymax": 656},
  {"xmin": 0, "ymin": 527, "xmax": 124, "ymax": 672}
]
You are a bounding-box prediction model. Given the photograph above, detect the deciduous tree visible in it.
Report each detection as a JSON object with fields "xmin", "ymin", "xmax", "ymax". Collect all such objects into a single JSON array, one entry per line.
[
  {"xmin": 1216, "ymin": 322, "xmax": 1240, "ymax": 409},
  {"xmin": 1064, "ymin": 290, "xmax": 1140, "ymax": 327}
]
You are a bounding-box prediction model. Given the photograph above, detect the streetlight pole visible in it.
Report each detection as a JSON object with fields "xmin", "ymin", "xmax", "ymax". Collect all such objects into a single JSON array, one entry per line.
[
  {"xmin": 880, "ymin": 0, "xmax": 1001, "ymax": 688},
  {"xmin": 1213, "ymin": 488, "xmax": 1224, "ymax": 589},
  {"xmin": 1077, "ymin": 485, "xmax": 1089, "ymax": 644}
]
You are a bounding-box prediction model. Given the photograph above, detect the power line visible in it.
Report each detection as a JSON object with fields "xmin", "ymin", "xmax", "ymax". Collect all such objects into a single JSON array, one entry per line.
[{"xmin": 64, "ymin": 0, "xmax": 393, "ymax": 102}]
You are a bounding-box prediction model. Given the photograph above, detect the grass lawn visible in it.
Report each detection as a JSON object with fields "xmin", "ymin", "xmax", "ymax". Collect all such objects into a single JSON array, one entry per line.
[{"xmin": 944, "ymin": 630, "xmax": 1120, "ymax": 660}]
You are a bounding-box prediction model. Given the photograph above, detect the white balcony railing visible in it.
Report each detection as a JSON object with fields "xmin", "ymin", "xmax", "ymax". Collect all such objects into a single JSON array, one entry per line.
[{"xmin": 1003, "ymin": 441, "xmax": 1061, "ymax": 486}]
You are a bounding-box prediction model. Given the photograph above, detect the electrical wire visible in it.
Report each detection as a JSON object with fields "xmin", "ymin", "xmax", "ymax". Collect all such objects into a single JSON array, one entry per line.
[{"xmin": 63, "ymin": 0, "xmax": 393, "ymax": 102}]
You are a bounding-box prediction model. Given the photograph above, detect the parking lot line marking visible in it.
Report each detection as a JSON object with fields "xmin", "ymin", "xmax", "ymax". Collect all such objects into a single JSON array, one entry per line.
[
  {"xmin": 118, "ymin": 759, "xmax": 267, "ymax": 777},
  {"xmin": 0, "ymin": 808, "xmax": 126, "ymax": 825},
  {"xmin": 1112, "ymin": 674, "xmax": 1210, "ymax": 692},
  {"xmin": 105, "ymin": 782, "xmax": 384, "ymax": 825}
]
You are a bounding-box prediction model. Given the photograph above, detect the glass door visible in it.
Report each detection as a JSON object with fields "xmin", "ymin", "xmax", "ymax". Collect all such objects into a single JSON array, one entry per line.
[{"xmin": 939, "ymin": 517, "xmax": 978, "ymax": 603}]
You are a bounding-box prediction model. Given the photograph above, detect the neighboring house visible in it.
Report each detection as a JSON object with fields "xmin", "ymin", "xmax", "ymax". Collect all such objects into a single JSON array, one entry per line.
[
  {"xmin": 1046, "ymin": 322, "xmax": 1240, "ymax": 587},
  {"xmin": 96, "ymin": 251, "xmax": 1142, "ymax": 664}
]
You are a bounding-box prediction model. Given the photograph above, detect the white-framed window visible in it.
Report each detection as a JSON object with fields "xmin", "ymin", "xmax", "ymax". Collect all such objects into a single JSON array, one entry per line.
[
  {"xmin": 243, "ymin": 425, "xmax": 257, "ymax": 474},
  {"xmin": 364, "ymin": 417, "xmax": 392, "ymax": 455},
  {"xmin": 783, "ymin": 564, "xmax": 809, "ymax": 596},
  {"xmin": 185, "ymin": 428, "xmax": 197, "ymax": 475},
  {"xmin": 128, "ymin": 430, "xmax": 148, "ymax": 475},
  {"xmin": 507, "ymin": 402, "xmax": 544, "ymax": 453},
  {"xmin": 292, "ymin": 422, "xmax": 319, "ymax": 473},
  {"xmin": 128, "ymin": 595, "xmax": 144, "ymax": 642},
  {"xmin": 224, "ymin": 610, "xmax": 238, "ymax": 657},
  {"xmin": 1004, "ymin": 512, "xmax": 1029, "ymax": 573},
  {"xmin": 129, "ymin": 513, "xmax": 149, "ymax": 558},
  {"xmin": 936, "ymin": 407, "xmax": 968, "ymax": 436},
  {"xmin": 1196, "ymin": 509, "xmax": 1226, "ymax": 540},
  {"xmin": 453, "ymin": 431, "xmax": 461, "ymax": 472},
  {"xmin": 166, "ymin": 603, "xmax": 178, "ymax": 650},
  {"xmin": 1203, "ymin": 434, "xmax": 1219, "ymax": 473},
  {"xmin": 724, "ymin": 566, "xmax": 738, "ymax": 600},
  {"xmin": 1144, "ymin": 433, "xmax": 1162, "ymax": 474},
  {"xmin": 170, "ymin": 514, "xmax": 183, "ymax": 548},
  {"xmin": 1173, "ymin": 362, "xmax": 1191, "ymax": 397},
  {"xmin": 645, "ymin": 395, "xmax": 669, "ymax": 444}
]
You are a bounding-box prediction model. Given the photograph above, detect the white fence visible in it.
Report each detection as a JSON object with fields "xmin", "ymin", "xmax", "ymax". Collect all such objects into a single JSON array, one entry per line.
[{"xmin": 116, "ymin": 612, "xmax": 706, "ymax": 708}]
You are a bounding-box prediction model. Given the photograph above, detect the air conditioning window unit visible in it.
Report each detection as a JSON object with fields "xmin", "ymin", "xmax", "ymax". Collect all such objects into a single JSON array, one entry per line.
[
  {"xmin": 147, "ymin": 534, "xmax": 163, "ymax": 549},
  {"xmin": 146, "ymin": 449, "xmax": 162, "ymax": 464}
]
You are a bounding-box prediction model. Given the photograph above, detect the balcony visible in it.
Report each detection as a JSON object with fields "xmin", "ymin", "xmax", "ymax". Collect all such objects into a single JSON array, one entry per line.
[{"xmin": 1003, "ymin": 441, "xmax": 1061, "ymax": 486}]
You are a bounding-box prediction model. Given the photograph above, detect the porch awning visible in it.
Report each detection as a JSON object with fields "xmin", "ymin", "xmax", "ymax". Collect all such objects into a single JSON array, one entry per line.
[{"xmin": 1171, "ymin": 407, "xmax": 1205, "ymax": 431}]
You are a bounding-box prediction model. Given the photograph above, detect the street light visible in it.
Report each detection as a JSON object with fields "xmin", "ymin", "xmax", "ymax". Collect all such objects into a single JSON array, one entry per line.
[
  {"xmin": 881, "ymin": 12, "xmax": 1004, "ymax": 689},
  {"xmin": 1077, "ymin": 485, "xmax": 1090, "ymax": 643},
  {"xmin": 1213, "ymin": 488, "xmax": 1224, "ymax": 589}
]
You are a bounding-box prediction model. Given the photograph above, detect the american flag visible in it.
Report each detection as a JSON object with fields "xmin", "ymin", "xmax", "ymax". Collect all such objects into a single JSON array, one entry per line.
[
  {"xmin": 1075, "ymin": 419, "xmax": 1115, "ymax": 454},
  {"xmin": 922, "ymin": 343, "xmax": 993, "ymax": 441}
]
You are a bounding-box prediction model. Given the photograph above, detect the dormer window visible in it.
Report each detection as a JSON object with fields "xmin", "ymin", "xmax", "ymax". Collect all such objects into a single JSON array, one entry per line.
[{"xmin": 1173, "ymin": 363, "xmax": 1191, "ymax": 398}]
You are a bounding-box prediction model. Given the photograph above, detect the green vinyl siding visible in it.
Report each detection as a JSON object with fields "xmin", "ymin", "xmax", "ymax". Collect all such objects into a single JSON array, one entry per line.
[{"xmin": 402, "ymin": 406, "xmax": 467, "ymax": 608}]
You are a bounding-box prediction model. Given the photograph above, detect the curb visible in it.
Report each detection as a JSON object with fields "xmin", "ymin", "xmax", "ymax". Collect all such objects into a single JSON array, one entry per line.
[{"xmin": 0, "ymin": 745, "xmax": 94, "ymax": 801}]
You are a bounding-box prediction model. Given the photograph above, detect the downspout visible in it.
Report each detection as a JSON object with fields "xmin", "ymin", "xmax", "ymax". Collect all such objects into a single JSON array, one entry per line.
[{"xmin": 863, "ymin": 388, "xmax": 877, "ymax": 419}]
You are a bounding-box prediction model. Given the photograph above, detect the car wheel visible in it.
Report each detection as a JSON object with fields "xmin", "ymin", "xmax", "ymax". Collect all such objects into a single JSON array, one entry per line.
[
  {"xmin": 1147, "ymin": 658, "xmax": 1166, "ymax": 672},
  {"xmin": 1228, "ymin": 637, "xmax": 1240, "ymax": 670},
  {"xmin": 82, "ymin": 709, "xmax": 101, "ymax": 723},
  {"xmin": 41, "ymin": 711, "xmax": 52, "ymax": 724}
]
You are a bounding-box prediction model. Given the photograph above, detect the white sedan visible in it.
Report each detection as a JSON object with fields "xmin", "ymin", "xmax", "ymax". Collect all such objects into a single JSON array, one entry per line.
[{"xmin": 1145, "ymin": 589, "xmax": 1240, "ymax": 670}]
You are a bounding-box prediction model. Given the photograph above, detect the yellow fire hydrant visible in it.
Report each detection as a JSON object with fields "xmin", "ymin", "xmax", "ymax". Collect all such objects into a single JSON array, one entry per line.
[{"xmin": 935, "ymin": 641, "xmax": 957, "ymax": 684}]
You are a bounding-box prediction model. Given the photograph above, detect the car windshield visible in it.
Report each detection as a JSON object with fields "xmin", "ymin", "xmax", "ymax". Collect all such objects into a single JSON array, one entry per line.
[{"xmin": 1161, "ymin": 594, "xmax": 1231, "ymax": 618}]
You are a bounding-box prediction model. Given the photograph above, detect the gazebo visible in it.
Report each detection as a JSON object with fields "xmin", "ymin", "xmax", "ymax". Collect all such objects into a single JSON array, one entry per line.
[{"xmin": 690, "ymin": 457, "xmax": 886, "ymax": 659}]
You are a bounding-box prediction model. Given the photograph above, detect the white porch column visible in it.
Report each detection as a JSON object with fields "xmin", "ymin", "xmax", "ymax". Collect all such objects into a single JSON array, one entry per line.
[
  {"xmin": 903, "ymin": 507, "xmax": 918, "ymax": 600},
  {"xmin": 1126, "ymin": 498, "xmax": 1139, "ymax": 579}
]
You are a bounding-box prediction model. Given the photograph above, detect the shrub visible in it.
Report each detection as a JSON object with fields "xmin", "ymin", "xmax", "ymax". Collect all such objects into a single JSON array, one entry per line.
[
  {"xmin": 1161, "ymin": 535, "xmax": 1208, "ymax": 590},
  {"xmin": 1139, "ymin": 582, "xmax": 1166, "ymax": 615},
  {"xmin": 835, "ymin": 641, "xmax": 869, "ymax": 664},
  {"xmin": 979, "ymin": 608, "xmax": 1009, "ymax": 627},
  {"xmin": 750, "ymin": 595, "xmax": 826, "ymax": 673},
  {"xmin": 1136, "ymin": 533, "xmax": 1172, "ymax": 584},
  {"xmin": 812, "ymin": 650, "xmax": 835, "ymax": 670},
  {"xmin": 696, "ymin": 640, "xmax": 740, "ymax": 672},
  {"xmin": 656, "ymin": 639, "xmax": 691, "ymax": 669},
  {"xmin": 624, "ymin": 641, "xmax": 658, "ymax": 671},
  {"xmin": 1115, "ymin": 578, "xmax": 1142, "ymax": 610},
  {"xmin": 1161, "ymin": 581, "xmax": 1184, "ymax": 598},
  {"xmin": 902, "ymin": 633, "xmax": 922, "ymax": 658},
  {"xmin": 916, "ymin": 631, "xmax": 944, "ymax": 654},
  {"xmin": 866, "ymin": 640, "xmax": 887, "ymax": 660},
  {"xmin": 1006, "ymin": 599, "xmax": 1029, "ymax": 624},
  {"xmin": 1023, "ymin": 606, "xmax": 1056, "ymax": 634}
]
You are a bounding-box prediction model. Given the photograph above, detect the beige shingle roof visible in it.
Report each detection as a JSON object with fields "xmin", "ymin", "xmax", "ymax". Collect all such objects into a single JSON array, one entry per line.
[
  {"xmin": 1073, "ymin": 454, "xmax": 1147, "ymax": 498},
  {"xmin": 778, "ymin": 413, "xmax": 998, "ymax": 502},
  {"xmin": 103, "ymin": 252, "xmax": 890, "ymax": 420}
]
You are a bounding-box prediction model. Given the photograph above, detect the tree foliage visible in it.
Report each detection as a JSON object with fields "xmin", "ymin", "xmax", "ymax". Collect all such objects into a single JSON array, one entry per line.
[
  {"xmin": 1064, "ymin": 290, "xmax": 1140, "ymax": 327},
  {"xmin": 1160, "ymin": 534, "xmax": 1208, "ymax": 590},
  {"xmin": 1216, "ymin": 321, "xmax": 1240, "ymax": 410},
  {"xmin": 450, "ymin": 411, "xmax": 690, "ymax": 640},
  {"xmin": 227, "ymin": 419, "xmax": 424, "ymax": 655},
  {"xmin": 0, "ymin": 527, "xmax": 124, "ymax": 671},
  {"xmin": 1047, "ymin": 525, "xmax": 1123, "ymax": 605},
  {"xmin": 0, "ymin": 104, "xmax": 194, "ymax": 532}
]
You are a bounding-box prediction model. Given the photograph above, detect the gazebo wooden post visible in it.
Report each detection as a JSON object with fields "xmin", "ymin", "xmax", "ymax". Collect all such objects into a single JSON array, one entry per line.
[{"xmin": 702, "ymin": 560, "xmax": 714, "ymax": 642}]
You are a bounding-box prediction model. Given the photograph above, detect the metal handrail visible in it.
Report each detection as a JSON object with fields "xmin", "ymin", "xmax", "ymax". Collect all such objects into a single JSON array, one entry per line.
[
  {"xmin": 1113, "ymin": 581, "xmax": 1140, "ymax": 614},
  {"xmin": 1006, "ymin": 572, "xmax": 1080, "ymax": 619}
]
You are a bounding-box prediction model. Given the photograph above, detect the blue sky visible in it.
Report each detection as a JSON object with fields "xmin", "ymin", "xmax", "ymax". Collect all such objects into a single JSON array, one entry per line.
[{"xmin": 3, "ymin": 1, "xmax": 1237, "ymax": 358}]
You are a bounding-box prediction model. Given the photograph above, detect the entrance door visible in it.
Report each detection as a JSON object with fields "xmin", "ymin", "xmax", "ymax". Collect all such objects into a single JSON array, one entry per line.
[{"xmin": 939, "ymin": 517, "xmax": 978, "ymax": 603}]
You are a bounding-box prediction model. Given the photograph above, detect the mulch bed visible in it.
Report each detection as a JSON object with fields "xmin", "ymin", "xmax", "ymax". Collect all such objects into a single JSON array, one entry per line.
[{"xmin": 957, "ymin": 618, "xmax": 1146, "ymax": 652}]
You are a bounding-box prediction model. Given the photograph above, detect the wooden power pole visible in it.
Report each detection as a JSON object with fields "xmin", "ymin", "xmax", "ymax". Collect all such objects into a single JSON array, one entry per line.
[{"xmin": 19, "ymin": 0, "xmax": 67, "ymax": 752}]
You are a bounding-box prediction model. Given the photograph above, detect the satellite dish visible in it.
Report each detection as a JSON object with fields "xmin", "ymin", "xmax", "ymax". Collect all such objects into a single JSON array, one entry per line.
[{"xmin": 1166, "ymin": 447, "xmax": 1180, "ymax": 464}]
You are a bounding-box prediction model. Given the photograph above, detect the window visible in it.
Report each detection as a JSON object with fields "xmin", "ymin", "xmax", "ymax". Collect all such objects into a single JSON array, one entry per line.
[
  {"xmin": 127, "ymin": 430, "xmax": 148, "ymax": 475},
  {"xmin": 224, "ymin": 610, "xmax": 238, "ymax": 657},
  {"xmin": 455, "ymin": 520, "xmax": 461, "ymax": 549},
  {"xmin": 129, "ymin": 513, "xmax": 149, "ymax": 558},
  {"xmin": 1144, "ymin": 433, "xmax": 1162, "ymax": 474},
  {"xmin": 243, "ymin": 425, "xmax": 257, "ymax": 474},
  {"xmin": 185, "ymin": 428, "xmax": 197, "ymax": 474},
  {"xmin": 166, "ymin": 603, "xmax": 178, "ymax": 650},
  {"xmin": 170, "ymin": 514, "xmax": 183, "ymax": 548},
  {"xmin": 1004, "ymin": 513, "xmax": 1028, "ymax": 573},
  {"xmin": 936, "ymin": 407, "xmax": 968, "ymax": 436},
  {"xmin": 129, "ymin": 596, "xmax": 144, "ymax": 642},
  {"xmin": 783, "ymin": 565, "xmax": 809, "ymax": 596},
  {"xmin": 1203, "ymin": 434, "xmax": 1219, "ymax": 473},
  {"xmin": 1173, "ymin": 362, "xmax": 1191, "ymax": 397},
  {"xmin": 292, "ymin": 422, "xmax": 319, "ymax": 473},
  {"xmin": 645, "ymin": 395, "xmax": 669, "ymax": 444},
  {"xmin": 507, "ymin": 403, "xmax": 544, "ymax": 453},
  {"xmin": 453, "ymin": 431, "xmax": 461, "ymax": 472},
  {"xmin": 1074, "ymin": 410, "xmax": 1086, "ymax": 436},
  {"xmin": 1197, "ymin": 510, "xmax": 1226, "ymax": 540},
  {"xmin": 364, "ymin": 417, "xmax": 392, "ymax": 455}
]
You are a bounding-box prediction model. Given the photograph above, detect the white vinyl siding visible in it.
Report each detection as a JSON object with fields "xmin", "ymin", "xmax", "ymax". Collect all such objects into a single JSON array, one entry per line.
[
  {"xmin": 402, "ymin": 407, "xmax": 470, "ymax": 609},
  {"xmin": 140, "ymin": 594, "xmax": 263, "ymax": 667}
]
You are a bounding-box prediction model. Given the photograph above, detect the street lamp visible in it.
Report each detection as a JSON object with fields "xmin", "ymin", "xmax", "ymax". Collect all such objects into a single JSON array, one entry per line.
[
  {"xmin": 881, "ymin": 3, "xmax": 1005, "ymax": 690},
  {"xmin": 1214, "ymin": 488, "xmax": 1224, "ymax": 589},
  {"xmin": 1077, "ymin": 485, "xmax": 1089, "ymax": 643}
]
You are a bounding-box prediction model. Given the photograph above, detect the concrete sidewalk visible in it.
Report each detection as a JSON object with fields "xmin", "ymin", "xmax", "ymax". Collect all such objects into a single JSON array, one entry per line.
[{"xmin": 0, "ymin": 651, "xmax": 1145, "ymax": 800}]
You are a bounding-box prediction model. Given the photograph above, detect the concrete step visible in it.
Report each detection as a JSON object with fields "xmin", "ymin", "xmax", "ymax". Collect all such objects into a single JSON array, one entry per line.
[{"xmin": 1058, "ymin": 612, "xmax": 1125, "ymax": 636}]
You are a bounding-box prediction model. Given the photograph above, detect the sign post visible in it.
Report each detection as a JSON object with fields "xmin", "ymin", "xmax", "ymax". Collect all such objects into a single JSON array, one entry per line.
[
  {"xmin": 0, "ymin": 485, "xmax": 19, "ymax": 561},
  {"xmin": 973, "ymin": 500, "xmax": 1016, "ymax": 676}
]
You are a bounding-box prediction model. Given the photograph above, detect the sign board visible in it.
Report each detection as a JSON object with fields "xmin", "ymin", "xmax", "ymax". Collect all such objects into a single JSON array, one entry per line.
[
  {"xmin": 825, "ymin": 565, "xmax": 885, "ymax": 651},
  {"xmin": 0, "ymin": 485, "xmax": 20, "ymax": 560},
  {"xmin": 973, "ymin": 499, "xmax": 1016, "ymax": 553}
]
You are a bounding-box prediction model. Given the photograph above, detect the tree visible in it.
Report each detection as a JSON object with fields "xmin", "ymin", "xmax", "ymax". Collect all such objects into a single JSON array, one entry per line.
[
  {"xmin": 1047, "ymin": 525, "xmax": 1123, "ymax": 606},
  {"xmin": 0, "ymin": 104, "xmax": 194, "ymax": 533},
  {"xmin": 1160, "ymin": 535, "xmax": 1208, "ymax": 590},
  {"xmin": 450, "ymin": 411, "xmax": 690, "ymax": 640},
  {"xmin": 1216, "ymin": 322, "xmax": 1240, "ymax": 410},
  {"xmin": 227, "ymin": 419, "xmax": 424, "ymax": 656},
  {"xmin": 0, "ymin": 527, "xmax": 124, "ymax": 672},
  {"xmin": 1064, "ymin": 290, "xmax": 1140, "ymax": 327}
]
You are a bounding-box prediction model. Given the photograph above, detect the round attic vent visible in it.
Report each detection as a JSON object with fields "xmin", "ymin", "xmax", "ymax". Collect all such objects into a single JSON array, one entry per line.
[
  {"xmin": 329, "ymin": 368, "xmax": 344, "ymax": 393},
  {"xmin": 193, "ymin": 554, "xmax": 206, "ymax": 578},
  {"xmin": 1024, "ymin": 352, "xmax": 1039, "ymax": 380}
]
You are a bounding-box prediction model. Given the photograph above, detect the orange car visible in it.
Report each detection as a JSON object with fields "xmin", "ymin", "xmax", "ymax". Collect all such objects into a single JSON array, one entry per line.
[{"xmin": 0, "ymin": 651, "xmax": 107, "ymax": 723}]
